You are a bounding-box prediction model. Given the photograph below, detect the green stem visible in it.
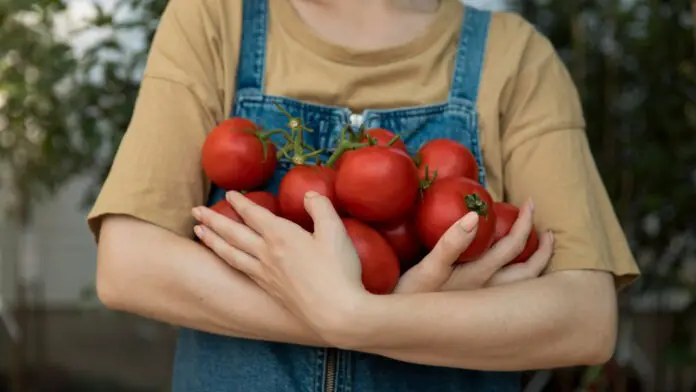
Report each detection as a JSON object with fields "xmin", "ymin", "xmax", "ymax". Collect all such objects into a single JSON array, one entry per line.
[
  {"xmin": 418, "ymin": 165, "xmax": 438, "ymax": 198},
  {"xmin": 325, "ymin": 141, "xmax": 368, "ymax": 168},
  {"xmin": 274, "ymin": 103, "xmax": 324, "ymax": 165}
]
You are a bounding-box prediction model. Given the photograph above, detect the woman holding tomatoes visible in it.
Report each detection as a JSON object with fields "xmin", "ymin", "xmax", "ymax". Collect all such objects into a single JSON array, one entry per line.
[{"xmin": 89, "ymin": 0, "xmax": 640, "ymax": 391}]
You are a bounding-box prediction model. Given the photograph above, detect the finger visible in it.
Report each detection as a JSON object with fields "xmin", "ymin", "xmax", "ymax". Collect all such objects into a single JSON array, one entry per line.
[
  {"xmin": 397, "ymin": 212, "xmax": 479, "ymax": 293},
  {"xmin": 477, "ymin": 198, "xmax": 535, "ymax": 268},
  {"xmin": 194, "ymin": 225, "xmax": 263, "ymax": 278},
  {"xmin": 420, "ymin": 211, "xmax": 479, "ymax": 268},
  {"xmin": 394, "ymin": 260, "xmax": 449, "ymax": 293},
  {"xmin": 226, "ymin": 191, "xmax": 279, "ymax": 236},
  {"xmin": 511, "ymin": 230, "xmax": 554, "ymax": 277},
  {"xmin": 488, "ymin": 231, "xmax": 555, "ymax": 287},
  {"xmin": 192, "ymin": 206, "xmax": 266, "ymax": 258},
  {"xmin": 304, "ymin": 191, "xmax": 345, "ymax": 239}
]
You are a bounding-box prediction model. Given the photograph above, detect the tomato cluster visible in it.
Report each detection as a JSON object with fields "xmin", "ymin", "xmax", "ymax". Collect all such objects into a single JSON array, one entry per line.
[{"xmin": 201, "ymin": 105, "xmax": 538, "ymax": 295}]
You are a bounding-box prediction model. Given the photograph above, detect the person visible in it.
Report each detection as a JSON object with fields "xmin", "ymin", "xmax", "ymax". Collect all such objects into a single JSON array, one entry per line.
[{"xmin": 87, "ymin": 0, "xmax": 640, "ymax": 391}]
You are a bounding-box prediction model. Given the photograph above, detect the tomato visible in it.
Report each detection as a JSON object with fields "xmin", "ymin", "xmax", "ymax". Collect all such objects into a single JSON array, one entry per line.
[
  {"xmin": 210, "ymin": 191, "xmax": 279, "ymax": 223},
  {"xmin": 416, "ymin": 139, "xmax": 479, "ymax": 183},
  {"xmin": 335, "ymin": 146, "xmax": 419, "ymax": 223},
  {"xmin": 416, "ymin": 177, "xmax": 497, "ymax": 262},
  {"xmin": 202, "ymin": 118, "xmax": 277, "ymax": 191},
  {"xmin": 360, "ymin": 128, "xmax": 408, "ymax": 152},
  {"xmin": 342, "ymin": 218, "xmax": 401, "ymax": 295},
  {"xmin": 278, "ymin": 165, "xmax": 337, "ymax": 230},
  {"xmin": 492, "ymin": 202, "xmax": 539, "ymax": 264},
  {"xmin": 373, "ymin": 213, "xmax": 423, "ymax": 270}
]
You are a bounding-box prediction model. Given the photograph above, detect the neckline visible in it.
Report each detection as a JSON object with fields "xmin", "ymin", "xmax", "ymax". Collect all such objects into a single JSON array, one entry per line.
[{"xmin": 272, "ymin": 0, "xmax": 463, "ymax": 66}]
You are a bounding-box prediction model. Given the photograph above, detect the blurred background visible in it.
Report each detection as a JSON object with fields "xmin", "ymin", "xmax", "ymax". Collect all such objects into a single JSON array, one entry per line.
[{"xmin": 0, "ymin": 0, "xmax": 694, "ymax": 391}]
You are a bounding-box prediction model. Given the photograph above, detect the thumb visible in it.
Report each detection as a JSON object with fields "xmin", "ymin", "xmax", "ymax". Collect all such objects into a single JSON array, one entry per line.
[{"xmin": 304, "ymin": 191, "xmax": 344, "ymax": 238}]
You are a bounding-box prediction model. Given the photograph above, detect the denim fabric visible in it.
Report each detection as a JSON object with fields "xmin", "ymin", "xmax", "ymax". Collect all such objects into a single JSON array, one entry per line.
[{"xmin": 171, "ymin": 1, "xmax": 521, "ymax": 390}]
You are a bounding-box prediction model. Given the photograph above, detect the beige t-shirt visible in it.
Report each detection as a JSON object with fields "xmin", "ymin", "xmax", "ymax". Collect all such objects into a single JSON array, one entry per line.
[{"xmin": 87, "ymin": 0, "xmax": 640, "ymax": 287}]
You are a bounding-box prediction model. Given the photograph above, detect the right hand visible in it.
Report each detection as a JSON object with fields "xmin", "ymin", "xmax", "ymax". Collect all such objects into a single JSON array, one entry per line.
[{"xmin": 394, "ymin": 199, "xmax": 555, "ymax": 294}]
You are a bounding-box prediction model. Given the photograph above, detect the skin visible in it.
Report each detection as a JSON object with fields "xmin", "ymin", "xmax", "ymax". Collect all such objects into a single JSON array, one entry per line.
[
  {"xmin": 291, "ymin": 0, "xmax": 441, "ymax": 50},
  {"xmin": 97, "ymin": 196, "xmax": 548, "ymax": 340},
  {"xmin": 193, "ymin": 191, "xmax": 616, "ymax": 371},
  {"xmin": 96, "ymin": 0, "xmax": 617, "ymax": 373}
]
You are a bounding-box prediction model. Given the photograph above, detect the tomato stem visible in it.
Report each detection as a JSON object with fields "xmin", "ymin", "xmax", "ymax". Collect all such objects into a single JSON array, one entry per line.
[
  {"xmin": 464, "ymin": 194, "xmax": 489, "ymax": 218},
  {"xmin": 418, "ymin": 165, "xmax": 438, "ymax": 197},
  {"xmin": 326, "ymin": 139, "xmax": 368, "ymax": 168},
  {"xmin": 274, "ymin": 103, "xmax": 325, "ymax": 165},
  {"xmin": 386, "ymin": 129, "xmax": 417, "ymax": 147},
  {"xmin": 412, "ymin": 151, "xmax": 422, "ymax": 167}
]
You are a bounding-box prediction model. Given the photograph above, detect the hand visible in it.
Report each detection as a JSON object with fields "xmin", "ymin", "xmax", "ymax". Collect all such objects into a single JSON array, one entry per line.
[
  {"xmin": 192, "ymin": 191, "xmax": 367, "ymax": 335},
  {"xmin": 395, "ymin": 199, "xmax": 555, "ymax": 294}
]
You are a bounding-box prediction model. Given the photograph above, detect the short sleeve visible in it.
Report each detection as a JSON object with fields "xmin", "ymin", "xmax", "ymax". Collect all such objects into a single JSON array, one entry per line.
[
  {"xmin": 500, "ymin": 27, "xmax": 640, "ymax": 289},
  {"xmin": 87, "ymin": 0, "xmax": 227, "ymax": 239}
]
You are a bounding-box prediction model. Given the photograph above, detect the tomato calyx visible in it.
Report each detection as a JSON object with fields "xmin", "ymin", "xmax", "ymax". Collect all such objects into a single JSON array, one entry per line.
[
  {"xmin": 325, "ymin": 124, "xmax": 369, "ymax": 167},
  {"xmin": 464, "ymin": 193, "xmax": 489, "ymax": 218}
]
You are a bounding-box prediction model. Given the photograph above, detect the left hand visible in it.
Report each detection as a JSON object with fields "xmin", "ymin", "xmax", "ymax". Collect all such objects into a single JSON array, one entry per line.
[
  {"xmin": 192, "ymin": 191, "xmax": 367, "ymax": 334},
  {"xmin": 395, "ymin": 199, "xmax": 553, "ymax": 293}
]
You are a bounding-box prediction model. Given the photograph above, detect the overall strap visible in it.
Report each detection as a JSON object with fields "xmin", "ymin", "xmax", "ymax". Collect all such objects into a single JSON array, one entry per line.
[
  {"xmin": 448, "ymin": 6, "xmax": 492, "ymax": 104},
  {"xmin": 235, "ymin": 0, "xmax": 270, "ymax": 96}
]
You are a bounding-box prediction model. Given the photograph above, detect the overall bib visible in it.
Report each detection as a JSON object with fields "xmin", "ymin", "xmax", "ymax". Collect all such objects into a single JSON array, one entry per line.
[{"xmin": 173, "ymin": 1, "xmax": 521, "ymax": 391}]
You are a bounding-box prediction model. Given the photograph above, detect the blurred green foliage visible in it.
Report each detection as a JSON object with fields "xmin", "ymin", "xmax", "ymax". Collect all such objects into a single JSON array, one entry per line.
[{"xmin": 518, "ymin": 0, "xmax": 696, "ymax": 295}]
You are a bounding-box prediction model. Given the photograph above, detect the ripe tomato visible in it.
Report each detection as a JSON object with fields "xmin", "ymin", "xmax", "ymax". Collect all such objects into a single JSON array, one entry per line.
[
  {"xmin": 342, "ymin": 218, "xmax": 401, "ymax": 295},
  {"xmin": 335, "ymin": 146, "xmax": 419, "ymax": 223},
  {"xmin": 416, "ymin": 139, "xmax": 479, "ymax": 183},
  {"xmin": 416, "ymin": 177, "xmax": 496, "ymax": 262},
  {"xmin": 278, "ymin": 165, "xmax": 337, "ymax": 231},
  {"xmin": 360, "ymin": 128, "xmax": 408, "ymax": 152},
  {"xmin": 210, "ymin": 191, "xmax": 279, "ymax": 223},
  {"xmin": 373, "ymin": 213, "xmax": 423, "ymax": 270},
  {"xmin": 202, "ymin": 118, "xmax": 277, "ymax": 191},
  {"xmin": 492, "ymin": 202, "xmax": 539, "ymax": 264}
]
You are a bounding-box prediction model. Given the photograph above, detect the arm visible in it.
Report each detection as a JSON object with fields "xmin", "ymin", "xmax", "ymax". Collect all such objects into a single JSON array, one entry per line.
[
  {"xmin": 97, "ymin": 215, "xmax": 327, "ymax": 346},
  {"xmin": 338, "ymin": 270, "xmax": 616, "ymax": 371},
  {"xmin": 89, "ymin": 0, "xmax": 329, "ymax": 347}
]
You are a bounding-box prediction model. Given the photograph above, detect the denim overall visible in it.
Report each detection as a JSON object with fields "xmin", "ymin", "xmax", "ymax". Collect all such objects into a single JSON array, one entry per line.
[{"xmin": 173, "ymin": 1, "xmax": 520, "ymax": 391}]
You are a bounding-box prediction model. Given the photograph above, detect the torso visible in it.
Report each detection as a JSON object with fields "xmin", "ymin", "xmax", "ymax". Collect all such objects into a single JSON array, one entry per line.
[{"xmin": 173, "ymin": 1, "xmax": 521, "ymax": 391}]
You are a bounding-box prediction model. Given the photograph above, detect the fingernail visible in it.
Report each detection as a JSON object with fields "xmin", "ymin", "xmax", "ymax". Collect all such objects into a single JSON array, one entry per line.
[
  {"xmin": 305, "ymin": 191, "xmax": 320, "ymax": 199},
  {"xmin": 548, "ymin": 230, "xmax": 554, "ymax": 242},
  {"xmin": 192, "ymin": 207, "xmax": 202, "ymax": 219},
  {"xmin": 226, "ymin": 191, "xmax": 241, "ymax": 202},
  {"xmin": 193, "ymin": 225, "xmax": 204, "ymax": 237},
  {"xmin": 529, "ymin": 198, "xmax": 535, "ymax": 212},
  {"xmin": 459, "ymin": 212, "xmax": 479, "ymax": 232}
]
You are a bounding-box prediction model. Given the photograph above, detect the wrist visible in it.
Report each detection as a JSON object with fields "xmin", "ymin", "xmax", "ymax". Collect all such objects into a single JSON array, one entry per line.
[{"xmin": 319, "ymin": 291, "xmax": 388, "ymax": 350}]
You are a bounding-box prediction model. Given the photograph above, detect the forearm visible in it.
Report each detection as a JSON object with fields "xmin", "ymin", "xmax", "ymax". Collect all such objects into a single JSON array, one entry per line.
[
  {"xmin": 96, "ymin": 215, "xmax": 326, "ymax": 347},
  {"xmin": 349, "ymin": 271, "xmax": 617, "ymax": 371}
]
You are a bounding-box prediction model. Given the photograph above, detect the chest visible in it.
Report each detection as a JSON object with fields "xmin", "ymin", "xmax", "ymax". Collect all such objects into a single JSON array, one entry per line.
[{"xmin": 233, "ymin": 94, "xmax": 485, "ymax": 187}]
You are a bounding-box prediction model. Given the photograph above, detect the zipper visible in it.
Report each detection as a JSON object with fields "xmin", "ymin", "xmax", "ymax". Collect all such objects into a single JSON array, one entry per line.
[{"xmin": 323, "ymin": 348, "xmax": 338, "ymax": 392}]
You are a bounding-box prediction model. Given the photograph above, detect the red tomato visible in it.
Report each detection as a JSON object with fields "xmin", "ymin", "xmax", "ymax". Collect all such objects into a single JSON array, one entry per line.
[
  {"xmin": 342, "ymin": 218, "xmax": 401, "ymax": 295},
  {"xmin": 373, "ymin": 214, "xmax": 423, "ymax": 269},
  {"xmin": 416, "ymin": 139, "xmax": 479, "ymax": 183},
  {"xmin": 492, "ymin": 202, "xmax": 539, "ymax": 264},
  {"xmin": 416, "ymin": 177, "xmax": 497, "ymax": 262},
  {"xmin": 360, "ymin": 128, "xmax": 408, "ymax": 152},
  {"xmin": 278, "ymin": 165, "xmax": 337, "ymax": 230},
  {"xmin": 210, "ymin": 191, "xmax": 279, "ymax": 223},
  {"xmin": 202, "ymin": 118, "xmax": 277, "ymax": 191},
  {"xmin": 335, "ymin": 146, "xmax": 419, "ymax": 223}
]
